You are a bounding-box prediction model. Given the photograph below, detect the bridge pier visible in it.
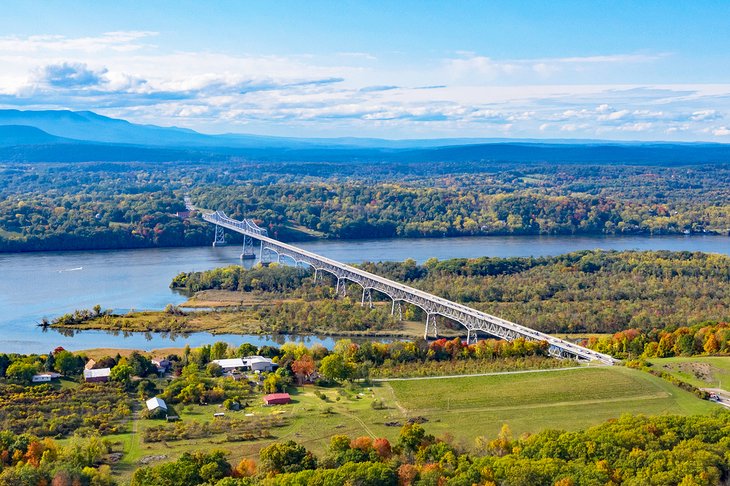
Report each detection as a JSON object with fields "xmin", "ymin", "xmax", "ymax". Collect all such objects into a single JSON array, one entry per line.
[
  {"xmin": 361, "ymin": 288, "xmax": 373, "ymax": 308},
  {"xmin": 199, "ymin": 209, "xmax": 617, "ymax": 365},
  {"xmin": 391, "ymin": 299, "xmax": 403, "ymax": 320},
  {"xmin": 424, "ymin": 313, "xmax": 438, "ymax": 339},
  {"xmin": 240, "ymin": 234, "xmax": 256, "ymax": 259},
  {"xmin": 466, "ymin": 329, "xmax": 478, "ymax": 345},
  {"xmin": 212, "ymin": 224, "xmax": 226, "ymax": 247},
  {"xmin": 336, "ymin": 277, "xmax": 347, "ymax": 297}
]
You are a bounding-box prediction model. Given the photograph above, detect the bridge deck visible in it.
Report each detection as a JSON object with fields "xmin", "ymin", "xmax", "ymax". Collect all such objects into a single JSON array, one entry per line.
[{"xmin": 203, "ymin": 210, "xmax": 616, "ymax": 365}]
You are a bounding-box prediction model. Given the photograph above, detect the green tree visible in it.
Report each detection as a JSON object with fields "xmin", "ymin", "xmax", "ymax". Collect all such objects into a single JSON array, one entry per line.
[
  {"xmin": 54, "ymin": 351, "xmax": 83, "ymax": 375},
  {"xmin": 5, "ymin": 362, "xmax": 38, "ymax": 383},
  {"xmin": 259, "ymin": 440, "xmax": 317, "ymax": 475},
  {"xmin": 110, "ymin": 362, "xmax": 133, "ymax": 387},
  {"xmin": 319, "ymin": 354, "xmax": 355, "ymax": 382}
]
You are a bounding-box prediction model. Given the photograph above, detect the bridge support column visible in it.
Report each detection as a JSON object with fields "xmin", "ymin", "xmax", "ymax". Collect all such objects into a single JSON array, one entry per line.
[
  {"xmin": 424, "ymin": 313, "xmax": 438, "ymax": 339},
  {"xmin": 336, "ymin": 277, "xmax": 347, "ymax": 297},
  {"xmin": 361, "ymin": 288, "xmax": 373, "ymax": 308},
  {"xmin": 314, "ymin": 268, "xmax": 319, "ymax": 282},
  {"xmin": 212, "ymin": 225, "xmax": 226, "ymax": 247},
  {"xmin": 240, "ymin": 235, "xmax": 255, "ymax": 260},
  {"xmin": 391, "ymin": 300, "xmax": 402, "ymax": 320},
  {"xmin": 466, "ymin": 329, "xmax": 478, "ymax": 345}
]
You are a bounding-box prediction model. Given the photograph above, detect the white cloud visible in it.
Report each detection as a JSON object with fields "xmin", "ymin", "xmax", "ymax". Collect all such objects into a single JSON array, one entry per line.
[{"xmin": 0, "ymin": 32, "xmax": 728, "ymax": 140}]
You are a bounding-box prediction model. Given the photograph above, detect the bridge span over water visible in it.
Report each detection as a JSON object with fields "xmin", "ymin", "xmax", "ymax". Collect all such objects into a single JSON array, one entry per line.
[{"xmin": 200, "ymin": 208, "xmax": 616, "ymax": 365}]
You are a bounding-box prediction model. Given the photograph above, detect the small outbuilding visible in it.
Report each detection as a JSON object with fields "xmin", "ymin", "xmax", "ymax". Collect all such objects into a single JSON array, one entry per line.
[
  {"xmin": 212, "ymin": 358, "xmax": 246, "ymax": 372},
  {"xmin": 146, "ymin": 397, "xmax": 168, "ymax": 412},
  {"xmin": 151, "ymin": 358, "xmax": 170, "ymax": 373},
  {"xmin": 245, "ymin": 356, "xmax": 278, "ymax": 372},
  {"xmin": 263, "ymin": 393, "xmax": 291, "ymax": 406},
  {"xmin": 83, "ymin": 368, "xmax": 111, "ymax": 383}
]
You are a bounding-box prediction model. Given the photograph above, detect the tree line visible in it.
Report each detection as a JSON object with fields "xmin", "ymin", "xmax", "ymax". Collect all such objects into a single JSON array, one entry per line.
[
  {"xmin": 3, "ymin": 160, "xmax": 730, "ymax": 252},
  {"xmin": 130, "ymin": 412, "xmax": 730, "ymax": 485}
]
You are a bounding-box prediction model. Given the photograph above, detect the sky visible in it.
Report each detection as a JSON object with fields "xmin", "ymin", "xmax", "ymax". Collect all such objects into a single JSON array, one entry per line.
[{"xmin": 0, "ymin": 1, "xmax": 729, "ymax": 141}]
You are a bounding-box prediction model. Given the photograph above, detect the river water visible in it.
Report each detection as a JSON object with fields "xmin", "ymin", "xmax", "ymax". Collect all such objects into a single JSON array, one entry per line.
[{"xmin": 1, "ymin": 234, "xmax": 728, "ymax": 354}]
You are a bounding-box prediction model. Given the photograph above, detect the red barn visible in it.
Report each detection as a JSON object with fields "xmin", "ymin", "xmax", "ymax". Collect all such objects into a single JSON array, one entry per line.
[{"xmin": 263, "ymin": 393, "xmax": 291, "ymax": 405}]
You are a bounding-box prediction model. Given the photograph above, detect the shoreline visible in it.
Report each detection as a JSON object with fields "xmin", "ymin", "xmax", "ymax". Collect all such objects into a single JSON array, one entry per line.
[{"xmin": 3, "ymin": 231, "xmax": 728, "ymax": 255}]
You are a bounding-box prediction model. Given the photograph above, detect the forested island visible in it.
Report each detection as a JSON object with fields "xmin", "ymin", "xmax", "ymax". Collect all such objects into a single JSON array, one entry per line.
[{"xmin": 2, "ymin": 161, "xmax": 730, "ymax": 252}]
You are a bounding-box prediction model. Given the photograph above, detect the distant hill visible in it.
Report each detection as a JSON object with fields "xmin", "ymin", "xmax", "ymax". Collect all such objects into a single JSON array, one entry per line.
[
  {"xmin": 0, "ymin": 125, "xmax": 70, "ymax": 145},
  {"xmin": 1, "ymin": 109, "xmax": 730, "ymax": 165}
]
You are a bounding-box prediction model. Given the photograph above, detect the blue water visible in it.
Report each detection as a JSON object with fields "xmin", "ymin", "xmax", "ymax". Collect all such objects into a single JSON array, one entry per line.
[{"xmin": 0, "ymin": 234, "xmax": 727, "ymax": 353}]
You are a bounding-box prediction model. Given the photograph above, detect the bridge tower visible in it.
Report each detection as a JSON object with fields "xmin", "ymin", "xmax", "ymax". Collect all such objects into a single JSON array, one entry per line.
[
  {"xmin": 240, "ymin": 234, "xmax": 256, "ymax": 259},
  {"xmin": 212, "ymin": 225, "xmax": 226, "ymax": 247}
]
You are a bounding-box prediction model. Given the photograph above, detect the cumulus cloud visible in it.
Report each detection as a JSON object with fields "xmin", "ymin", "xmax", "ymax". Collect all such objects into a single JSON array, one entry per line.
[
  {"xmin": 39, "ymin": 62, "xmax": 108, "ymax": 88},
  {"xmin": 0, "ymin": 31, "xmax": 729, "ymax": 140}
]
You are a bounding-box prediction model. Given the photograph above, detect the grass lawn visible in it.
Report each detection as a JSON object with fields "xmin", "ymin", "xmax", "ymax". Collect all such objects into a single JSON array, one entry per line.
[
  {"xmin": 377, "ymin": 366, "xmax": 716, "ymax": 441},
  {"xmin": 648, "ymin": 356, "xmax": 730, "ymax": 392},
  {"xmin": 105, "ymin": 366, "xmax": 716, "ymax": 482}
]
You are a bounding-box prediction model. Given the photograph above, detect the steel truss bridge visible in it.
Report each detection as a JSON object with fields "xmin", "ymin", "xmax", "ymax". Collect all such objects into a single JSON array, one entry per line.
[{"xmin": 201, "ymin": 209, "xmax": 616, "ymax": 365}]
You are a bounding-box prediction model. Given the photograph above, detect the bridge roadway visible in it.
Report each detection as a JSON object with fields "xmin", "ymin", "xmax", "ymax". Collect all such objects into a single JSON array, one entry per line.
[{"xmin": 203, "ymin": 210, "xmax": 616, "ymax": 365}]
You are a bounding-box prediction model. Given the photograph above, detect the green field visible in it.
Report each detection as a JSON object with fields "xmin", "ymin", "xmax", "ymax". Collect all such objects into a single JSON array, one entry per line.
[
  {"xmin": 105, "ymin": 365, "xmax": 716, "ymax": 482},
  {"xmin": 649, "ymin": 356, "xmax": 730, "ymax": 392},
  {"xmin": 379, "ymin": 366, "xmax": 716, "ymax": 439}
]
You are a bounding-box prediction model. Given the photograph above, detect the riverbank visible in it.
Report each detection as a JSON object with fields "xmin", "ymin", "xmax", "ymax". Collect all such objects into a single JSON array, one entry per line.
[
  {"xmin": 49, "ymin": 291, "xmax": 455, "ymax": 340},
  {"xmin": 6, "ymin": 234, "xmax": 730, "ymax": 354}
]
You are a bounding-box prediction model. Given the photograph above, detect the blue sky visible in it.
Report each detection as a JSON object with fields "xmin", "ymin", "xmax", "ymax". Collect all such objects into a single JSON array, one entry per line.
[{"xmin": 1, "ymin": 1, "xmax": 729, "ymax": 140}]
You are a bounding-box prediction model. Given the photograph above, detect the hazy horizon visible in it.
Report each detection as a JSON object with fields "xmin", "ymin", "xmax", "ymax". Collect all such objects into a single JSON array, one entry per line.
[{"xmin": 0, "ymin": 1, "xmax": 729, "ymax": 142}]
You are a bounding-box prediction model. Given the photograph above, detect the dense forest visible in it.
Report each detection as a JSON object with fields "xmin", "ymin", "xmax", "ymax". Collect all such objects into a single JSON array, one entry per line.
[
  {"xmin": 170, "ymin": 250, "xmax": 730, "ymax": 334},
  {"xmin": 1, "ymin": 161, "xmax": 730, "ymax": 251},
  {"xmin": 132, "ymin": 413, "xmax": 730, "ymax": 486}
]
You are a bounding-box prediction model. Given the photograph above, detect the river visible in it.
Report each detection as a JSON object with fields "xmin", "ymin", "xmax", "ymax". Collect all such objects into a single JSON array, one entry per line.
[{"xmin": 1, "ymin": 234, "xmax": 728, "ymax": 354}]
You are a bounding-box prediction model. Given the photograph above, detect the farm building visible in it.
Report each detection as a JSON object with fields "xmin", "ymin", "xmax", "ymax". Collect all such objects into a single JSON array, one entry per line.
[
  {"xmin": 212, "ymin": 358, "xmax": 245, "ymax": 371},
  {"xmin": 212, "ymin": 356, "xmax": 278, "ymax": 373},
  {"xmin": 83, "ymin": 368, "xmax": 111, "ymax": 383},
  {"xmin": 32, "ymin": 372, "xmax": 61, "ymax": 383},
  {"xmin": 263, "ymin": 393, "xmax": 291, "ymax": 405},
  {"xmin": 146, "ymin": 397, "xmax": 168, "ymax": 412},
  {"xmin": 246, "ymin": 356, "xmax": 278, "ymax": 372}
]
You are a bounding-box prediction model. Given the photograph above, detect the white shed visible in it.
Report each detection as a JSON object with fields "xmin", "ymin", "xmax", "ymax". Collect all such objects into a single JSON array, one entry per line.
[{"xmin": 146, "ymin": 397, "xmax": 168, "ymax": 412}]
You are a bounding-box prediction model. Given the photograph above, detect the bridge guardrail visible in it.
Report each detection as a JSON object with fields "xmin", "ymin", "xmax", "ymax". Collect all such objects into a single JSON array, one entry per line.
[{"xmin": 202, "ymin": 210, "xmax": 616, "ymax": 365}]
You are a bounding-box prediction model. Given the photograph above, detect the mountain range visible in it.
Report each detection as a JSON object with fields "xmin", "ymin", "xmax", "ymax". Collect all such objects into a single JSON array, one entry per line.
[{"xmin": 1, "ymin": 109, "xmax": 729, "ymax": 165}]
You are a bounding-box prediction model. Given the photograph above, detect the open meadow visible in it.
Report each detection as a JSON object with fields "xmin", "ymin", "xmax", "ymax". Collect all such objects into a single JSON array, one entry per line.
[
  {"xmin": 103, "ymin": 365, "xmax": 717, "ymax": 482},
  {"xmin": 649, "ymin": 356, "xmax": 730, "ymax": 392}
]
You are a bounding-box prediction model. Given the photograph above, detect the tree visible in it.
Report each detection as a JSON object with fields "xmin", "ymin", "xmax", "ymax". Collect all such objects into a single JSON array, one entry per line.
[
  {"xmin": 263, "ymin": 373, "xmax": 285, "ymax": 394},
  {"xmin": 259, "ymin": 440, "xmax": 317, "ymax": 474},
  {"xmin": 206, "ymin": 362, "xmax": 223, "ymax": 377},
  {"xmin": 211, "ymin": 342, "xmax": 229, "ymax": 360},
  {"xmin": 397, "ymin": 423, "xmax": 432, "ymax": 455},
  {"xmin": 5, "ymin": 362, "xmax": 38, "ymax": 383},
  {"xmin": 319, "ymin": 354, "xmax": 354, "ymax": 382},
  {"xmin": 110, "ymin": 362, "xmax": 132, "ymax": 387},
  {"xmin": 291, "ymin": 355, "xmax": 315, "ymax": 383},
  {"xmin": 54, "ymin": 351, "xmax": 83, "ymax": 376},
  {"xmin": 704, "ymin": 333, "xmax": 720, "ymax": 354},
  {"xmin": 137, "ymin": 379, "xmax": 158, "ymax": 400},
  {"xmin": 128, "ymin": 352, "xmax": 156, "ymax": 377}
]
